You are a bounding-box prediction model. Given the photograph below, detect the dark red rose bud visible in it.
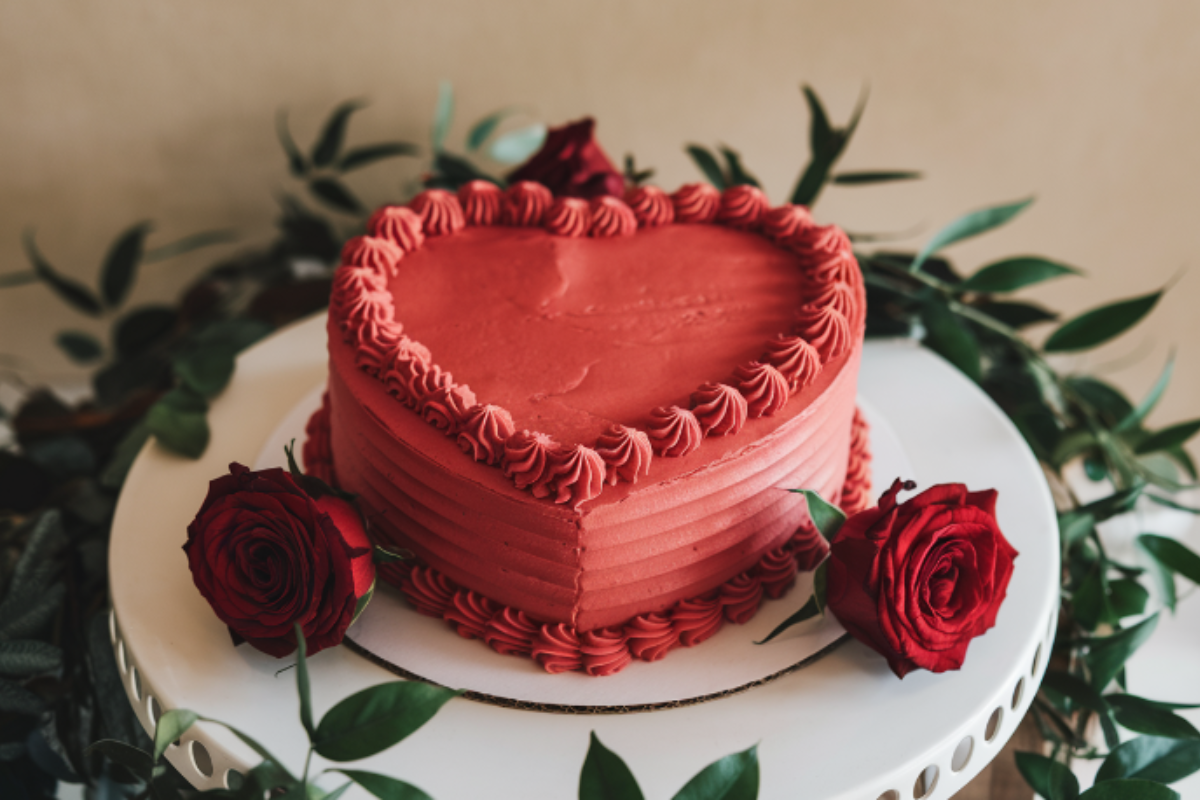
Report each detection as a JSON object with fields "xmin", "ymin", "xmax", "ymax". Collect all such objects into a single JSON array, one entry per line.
[
  {"xmin": 183, "ymin": 463, "xmax": 375, "ymax": 657},
  {"xmin": 506, "ymin": 118, "xmax": 624, "ymax": 199},
  {"xmin": 826, "ymin": 478, "xmax": 1018, "ymax": 678}
]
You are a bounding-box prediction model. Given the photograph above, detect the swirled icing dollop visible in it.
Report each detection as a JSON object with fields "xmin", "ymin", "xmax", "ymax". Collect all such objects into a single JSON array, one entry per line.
[
  {"xmin": 689, "ymin": 382, "xmax": 748, "ymax": 436},
  {"xmin": 716, "ymin": 185, "xmax": 769, "ymax": 230},
  {"xmin": 409, "ymin": 189, "xmax": 465, "ymax": 236},
  {"xmin": 379, "ymin": 339, "xmax": 433, "ymax": 406},
  {"xmin": 580, "ymin": 627, "xmax": 632, "ymax": 677},
  {"xmin": 807, "ymin": 249, "xmax": 861, "ymax": 286},
  {"xmin": 532, "ymin": 623, "xmax": 582, "ymax": 674},
  {"xmin": 367, "ymin": 205, "xmax": 425, "ymax": 252},
  {"xmin": 588, "ymin": 196, "xmax": 637, "ymax": 237},
  {"xmin": 790, "ymin": 223, "xmax": 851, "ymax": 263},
  {"xmin": 407, "ymin": 363, "xmax": 453, "ymax": 409},
  {"xmin": 761, "ymin": 204, "xmax": 814, "ymax": 244},
  {"xmin": 792, "ymin": 521, "xmax": 830, "ymax": 572},
  {"xmin": 732, "ymin": 361, "xmax": 789, "ymax": 418},
  {"xmin": 419, "ymin": 384, "xmax": 477, "ymax": 434},
  {"xmin": 483, "ymin": 607, "xmax": 541, "ymax": 657},
  {"xmin": 841, "ymin": 407, "xmax": 872, "ymax": 515},
  {"xmin": 544, "ymin": 197, "xmax": 590, "ymax": 237},
  {"xmin": 502, "ymin": 430, "xmax": 561, "ymax": 497},
  {"xmin": 762, "ymin": 334, "xmax": 822, "ymax": 392},
  {"xmin": 793, "ymin": 304, "xmax": 851, "ymax": 362},
  {"xmin": 456, "ymin": 404, "xmax": 515, "ymax": 466},
  {"xmin": 647, "ymin": 406, "xmax": 703, "ymax": 457},
  {"xmin": 757, "ymin": 547, "xmax": 798, "ymax": 599},
  {"xmin": 443, "ymin": 589, "xmax": 499, "ymax": 640},
  {"xmin": 545, "ymin": 444, "xmax": 606, "ymax": 508},
  {"xmin": 810, "ymin": 281, "xmax": 857, "ymax": 323},
  {"xmin": 340, "ymin": 235, "xmax": 404, "ymax": 275},
  {"xmin": 671, "ymin": 183, "xmax": 720, "ymax": 224},
  {"xmin": 400, "ymin": 565, "xmax": 458, "ymax": 618},
  {"xmin": 502, "ymin": 181, "xmax": 553, "ymax": 227},
  {"xmin": 624, "ymin": 612, "xmax": 679, "ymax": 662},
  {"xmin": 457, "ymin": 180, "xmax": 502, "ymax": 226},
  {"xmin": 338, "ymin": 286, "xmax": 395, "ymax": 349},
  {"xmin": 330, "ymin": 265, "xmax": 387, "ymax": 335},
  {"xmin": 720, "ymin": 572, "xmax": 764, "ymax": 624},
  {"xmin": 353, "ymin": 320, "xmax": 405, "ymax": 377},
  {"xmin": 594, "ymin": 423, "xmax": 653, "ymax": 485},
  {"xmin": 624, "ymin": 185, "xmax": 674, "ymax": 228},
  {"xmin": 672, "ymin": 594, "xmax": 724, "ymax": 647},
  {"xmin": 302, "ymin": 392, "xmax": 334, "ymax": 484}
]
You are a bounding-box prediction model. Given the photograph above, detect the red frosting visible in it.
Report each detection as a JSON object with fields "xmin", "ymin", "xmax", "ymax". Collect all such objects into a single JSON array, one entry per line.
[
  {"xmin": 457, "ymin": 404, "xmax": 515, "ymax": 466},
  {"xmin": 502, "ymin": 181, "xmax": 553, "ymax": 227},
  {"xmin": 794, "ymin": 305, "xmax": 851, "ymax": 362},
  {"xmin": 672, "ymin": 594, "xmax": 725, "ymax": 647},
  {"xmin": 545, "ymin": 444, "xmax": 606, "ymax": 508},
  {"xmin": 690, "ymin": 382, "xmax": 748, "ymax": 436},
  {"xmin": 761, "ymin": 204, "xmax": 814, "ymax": 244},
  {"xmin": 353, "ymin": 321, "xmax": 404, "ymax": 378},
  {"xmin": 368, "ymin": 205, "xmax": 425, "ymax": 252},
  {"xmin": 341, "ymin": 236, "xmax": 404, "ymax": 276},
  {"xmin": 444, "ymin": 589, "xmax": 500, "ymax": 640},
  {"xmin": 458, "ymin": 181, "xmax": 503, "ymax": 226},
  {"xmin": 589, "ymin": 196, "xmax": 637, "ymax": 237},
  {"xmin": 625, "ymin": 612, "xmax": 679, "ymax": 662},
  {"xmin": 757, "ymin": 547, "xmax": 799, "ymax": 599},
  {"xmin": 544, "ymin": 197, "xmax": 590, "ymax": 238},
  {"xmin": 762, "ymin": 334, "xmax": 822, "ymax": 392},
  {"xmin": 792, "ymin": 521, "xmax": 830, "ymax": 573},
  {"xmin": 716, "ymin": 185, "xmax": 769, "ymax": 230},
  {"xmin": 400, "ymin": 565, "xmax": 458, "ymax": 618},
  {"xmin": 624, "ymin": 185, "xmax": 675, "ymax": 228},
  {"xmin": 532, "ymin": 623, "xmax": 583, "ymax": 674},
  {"xmin": 580, "ymin": 627, "xmax": 633, "ymax": 677},
  {"xmin": 302, "ymin": 392, "xmax": 334, "ymax": 484},
  {"xmin": 671, "ymin": 183, "xmax": 720, "ymax": 224},
  {"xmin": 593, "ymin": 424, "xmax": 652, "ymax": 485},
  {"xmin": 409, "ymin": 189, "xmax": 465, "ymax": 237},
  {"xmin": 502, "ymin": 430, "xmax": 561, "ymax": 497},
  {"xmin": 720, "ymin": 572, "xmax": 764, "ymax": 624},
  {"xmin": 647, "ymin": 406, "xmax": 703, "ymax": 457},
  {"xmin": 733, "ymin": 361, "xmax": 789, "ymax": 418},
  {"xmin": 791, "ymin": 223, "xmax": 851, "ymax": 263},
  {"xmin": 841, "ymin": 407, "xmax": 872, "ymax": 515},
  {"xmin": 484, "ymin": 607, "xmax": 541, "ymax": 656},
  {"xmin": 419, "ymin": 384, "xmax": 477, "ymax": 435}
]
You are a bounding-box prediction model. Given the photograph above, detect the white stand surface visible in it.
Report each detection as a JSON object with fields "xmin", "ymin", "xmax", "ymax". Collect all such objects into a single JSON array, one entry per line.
[{"xmin": 108, "ymin": 314, "xmax": 1059, "ymax": 800}]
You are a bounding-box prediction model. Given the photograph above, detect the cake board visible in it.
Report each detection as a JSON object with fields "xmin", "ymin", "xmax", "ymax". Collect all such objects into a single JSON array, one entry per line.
[{"xmin": 108, "ymin": 313, "xmax": 1060, "ymax": 800}]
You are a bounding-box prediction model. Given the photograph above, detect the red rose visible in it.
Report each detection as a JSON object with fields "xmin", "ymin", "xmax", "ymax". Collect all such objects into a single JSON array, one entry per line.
[
  {"xmin": 507, "ymin": 118, "xmax": 624, "ymax": 199},
  {"xmin": 183, "ymin": 463, "xmax": 374, "ymax": 657},
  {"xmin": 826, "ymin": 479, "xmax": 1018, "ymax": 678}
]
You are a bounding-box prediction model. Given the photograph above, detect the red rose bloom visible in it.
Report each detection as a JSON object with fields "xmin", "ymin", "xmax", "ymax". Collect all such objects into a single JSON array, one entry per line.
[
  {"xmin": 183, "ymin": 463, "xmax": 375, "ymax": 657},
  {"xmin": 826, "ymin": 479, "xmax": 1018, "ymax": 678},
  {"xmin": 506, "ymin": 118, "xmax": 624, "ymax": 199}
]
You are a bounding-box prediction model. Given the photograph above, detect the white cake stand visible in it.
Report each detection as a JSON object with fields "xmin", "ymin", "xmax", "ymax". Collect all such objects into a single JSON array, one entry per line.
[{"xmin": 108, "ymin": 314, "xmax": 1059, "ymax": 800}]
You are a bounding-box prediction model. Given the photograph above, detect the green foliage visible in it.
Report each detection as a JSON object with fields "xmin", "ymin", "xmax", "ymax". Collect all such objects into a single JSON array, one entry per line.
[
  {"xmin": 580, "ymin": 735, "xmax": 758, "ymax": 800},
  {"xmin": 489, "ymin": 124, "xmax": 547, "ymax": 165},
  {"xmin": 312, "ymin": 681, "xmax": 462, "ymax": 762},
  {"xmin": 144, "ymin": 386, "xmax": 210, "ymax": 458},
  {"xmin": 1015, "ymin": 752, "xmax": 1080, "ymax": 800},
  {"xmin": 912, "ymin": 197, "xmax": 1034, "ymax": 273},
  {"xmin": 579, "ymin": 733, "xmax": 646, "ymax": 800},
  {"xmin": 961, "ymin": 256, "xmax": 1080, "ymax": 293},
  {"xmin": 1043, "ymin": 291, "xmax": 1162, "ymax": 353},
  {"xmin": 790, "ymin": 84, "xmax": 870, "ymax": 206}
]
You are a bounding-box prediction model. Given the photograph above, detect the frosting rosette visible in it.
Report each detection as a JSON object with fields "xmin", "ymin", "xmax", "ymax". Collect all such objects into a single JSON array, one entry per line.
[
  {"xmin": 182, "ymin": 463, "xmax": 374, "ymax": 657},
  {"xmin": 826, "ymin": 479, "xmax": 1018, "ymax": 678}
]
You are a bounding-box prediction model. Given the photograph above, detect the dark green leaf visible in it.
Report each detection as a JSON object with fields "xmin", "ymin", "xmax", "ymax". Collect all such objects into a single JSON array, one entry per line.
[
  {"xmin": 756, "ymin": 595, "xmax": 821, "ymax": 645},
  {"xmin": 1138, "ymin": 535, "xmax": 1178, "ymax": 612},
  {"xmin": 333, "ymin": 770, "xmax": 434, "ymax": 800},
  {"xmin": 22, "ymin": 230, "xmax": 103, "ymax": 316},
  {"xmin": 1072, "ymin": 571, "xmax": 1109, "ymax": 630},
  {"xmin": 0, "ymin": 269, "xmax": 37, "ymax": 288},
  {"xmin": 1139, "ymin": 535, "xmax": 1200, "ymax": 587},
  {"xmin": 912, "ymin": 197, "xmax": 1034, "ymax": 273},
  {"xmin": 1116, "ymin": 354, "xmax": 1174, "ymax": 433},
  {"xmin": 1069, "ymin": 377, "xmax": 1135, "ymax": 424},
  {"xmin": 153, "ymin": 709, "xmax": 198, "ymax": 760},
  {"xmin": 466, "ymin": 108, "xmax": 518, "ymax": 152},
  {"xmin": 921, "ymin": 301, "xmax": 982, "ymax": 381},
  {"xmin": 193, "ymin": 318, "xmax": 273, "ymax": 353},
  {"xmin": 312, "ymin": 99, "xmax": 367, "ymax": 167},
  {"xmin": 830, "ymin": 170, "xmax": 922, "ymax": 185},
  {"xmin": 114, "ymin": 305, "xmax": 177, "ymax": 358},
  {"xmin": 143, "ymin": 229, "xmax": 238, "ymax": 263},
  {"xmin": 93, "ymin": 351, "xmax": 170, "ymax": 407},
  {"xmin": 1041, "ymin": 671, "xmax": 1118, "ymax": 748},
  {"xmin": 685, "ymin": 145, "xmax": 727, "ymax": 190},
  {"xmin": 174, "ymin": 349, "xmax": 235, "ymax": 398},
  {"xmin": 1135, "ymin": 419, "xmax": 1200, "ymax": 455},
  {"xmin": 145, "ymin": 386, "xmax": 210, "ymax": 459},
  {"xmin": 1044, "ymin": 291, "xmax": 1162, "ymax": 353},
  {"xmin": 0, "ymin": 678, "xmax": 46, "ymax": 715},
  {"xmin": 579, "ymin": 732, "xmax": 645, "ymax": 800},
  {"xmin": 489, "ymin": 124, "xmax": 547, "ymax": 165},
  {"xmin": 1166, "ymin": 445, "xmax": 1198, "ymax": 481},
  {"xmin": 1078, "ymin": 486, "xmax": 1144, "ymax": 523},
  {"xmin": 788, "ymin": 490, "xmax": 846, "ymax": 541},
  {"xmin": 276, "ymin": 109, "xmax": 309, "ymax": 176},
  {"xmin": 85, "ymin": 740, "xmax": 155, "ymax": 781},
  {"xmin": 337, "ymin": 142, "xmax": 419, "ymax": 172},
  {"xmin": 961, "ymin": 257, "xmax": 1080, "ymax": 293},
  {"xmin": 719, "ymin": 147, "xmax": 760, "ymax": 188},
  {"xmin": 1058, "ymin": 511, "xmax": 1095, "ymax": 551},
  {"xmin": 0, "ymin": 640, "xmax": 62, "ymax": 676},
  {"xmin": 1108, "ymin": 695, "xmax": 1200, "ymax": 739},
  {"xmin": 319, "ymin": 783, "xmax": 354, "ymax": 800},
  {"xmin": 1079, "ymin": 780, "xmax": 1178, "ymax": 800},
  {"xmin": 1086, "ymin": 613, "xmax": 1158, "ymax": 691},
  {"xmin": 1108, "ymin": 579, "xmax": 1149, "ymax": 619},
  {"xmin": 100, "ymin": 222, "xmax": 153, "ymax": 308},
  {"xmin": 1014, "ymin": 752, "xmax": 1079, "ymax": 800},
  {"xmin": 55, "ymin": 330, "xmax": 103, "ymax": 364},
  {"xmin": 803, "ymin": 85, "xmax": 834, "ymax": 155},
  {"xmin": 313, "ymin": 681, "xmax": 461, "ymax": 762},
  {"xmin": 308, "ymin": 178, "xmax": 364, "ymax": 215},
  {"xmin": 1052, "ymin": 430, "xmax": 1098, "ymax": 469},
  {"xmin": 426, "ymin": 152, "xmax": 501, "ymax": 191},
  {"xmin": 974, "ymin": 300, "xmax": 1058, "ymax": 329},
  {"xmin": 671, "ymin": 744, "xmax": 758, "ymax": 800},
  {"xmin": 1097, "ymin": 736, "xmax": 1200, "ymax": 783},
  {"xmin": 352, "ymin": 581, "xmax": 374, "ymax": 625},
  {"xmin": 431, "ymin": 81, "xmax": 454, "ymax": 153},
  {"xmin": 295, "ymin": 624, "xmax": 314, "ymax": 740},
  {"xmin": 790, "ymin": 84, "xmax": 861, "ymax": 206}
]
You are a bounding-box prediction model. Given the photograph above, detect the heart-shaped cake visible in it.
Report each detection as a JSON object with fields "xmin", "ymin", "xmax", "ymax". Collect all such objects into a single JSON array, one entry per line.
[{"xmin": 304, "ymin": 180, "xmax": 870, "ymax": 675}]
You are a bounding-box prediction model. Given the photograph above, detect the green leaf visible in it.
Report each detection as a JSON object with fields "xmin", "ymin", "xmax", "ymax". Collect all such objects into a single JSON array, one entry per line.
[
  {"xmin": 790, "ymin": 84, "xmax": 865, "ymax": 206},
  {"xmin": 1116, "ymin": 354, "xmax": 1174, "ymax": 433},
  {"xmin": 1058, "ymin": 511, "xmax": 1096, "ymax": 551},
  {"xmin": 1079, "ymin": 779, "xmax": 1179, "ymax": 800},
  {"xmin": 489, "ymin": 124, "xmax": 547, "ymax": 165},
  {"xmin": 312, "ymin": 99, "xmax": 367, "ymax": 168},
  {"xmin": 313, "ymin": 681, "xmax": 461, "ymax": 762},
  {"xmin": 22, "ymin": 230, "xmax": 103, "ymax": 316},
  {"xmin": 756, "ymin": 594, "xmax": 821, "ymax": 645},
  {"xmin": 1108, "ymin": 695, "xmax": 1200, "ymax": 740},
  {"xmin": 1108, "ymin": 579, "xmax": 1149, "ymax": 619},
  {"xmin": 85, "ymin": 739, "xmax": 155, "ymax": 780},
  {"xmin": 174, "ymin": 349, "xmax": 235, "ymax": 398},
  {"xmin": 55, "ymin": 330, "xmax": 103, "ymax": 364},
  {"xmin": 1135, "ymin": 419, "xmax": 1200, "ymax": 456},
  {"xmin": 114, "ymin": 305, "xmax": 178, "ymax": 358},
  {"xmin": 671, "ymin": 744, "xmax": 758, "ymax": 800},
  {"xmin": 154, "ymin": 709, "xmax": 198, "ymax": 760},
  {"xmin": 1086, "ymin": 613, "xmax": 1158, "ymax": 691},
  {"xmin": 143, "ymin": 228, "xmax": 238, "ymax": 263},
  {"xmin": 921, "ymin": 301, "xmax": 982, "ymax": 381},
  {"xmin": 337, "ymin": 142, "xmax": 419, "ymax": 172},
  {"xmin": 1041, "ymin": 671, "xmax": 1118, "ymax": 748},
  {"xmin": 145, "ymin": 386, "xmax": 210, "ymax": 459},
  {"xmin": 912, "ymin": 197, "xmax": 1034, "ymax": 273},
  {"xmin": 685, "ymin": 145, "xmax": 728, "ymax": 190},
  {"xmin": 788, "ymin": 490, "xmax": 847, "ymax": 541},
  {"xmin": 100, "ymin": 222, "xmax": 153, "ymax": 308},
  {"xmin": 1044, "ymin": 291, "xmax": 1162, "ymax": 353},
  {"xmin": 803, "ymin": 85, "xmax": 835, "ymax": 157},
  {"xmin": 961, "ymin": 257, "xmax": 1080, "ymax": 294},
  {"xmin": 974, "ymin": 300, "xmax": 1058, "ymax": 329},
  {"xmin": 466, "ymin": 107, "xmax": 518, "ymax": 152},
  {"xmin": 352, "ymin": 580, "xmax": 374, "ymax": 625},
  {"xmin": 1138, "ymin": 536, "xmax": 1178, "ymax": 612},
  {"xmin": 318, "ymin": 783, "xmax": 354, "ymax": 800},
  {"xmin": 431, "ymin": 81, "xmax": 454, "ymax": 153},
  {"xmin": 308, "ymin": 178, "xmax": 364, "ymax": 215},
  {"xmin": 719, "ymin": 147, "xmax": 760, "ymax": 188},
  {"xmin": 276, "ymin": 109, "xmax": 309, "ymax": 176},
  {"xmin": 579, "ymin": 732, "xmax": 645, "ymax": 800},
  {"xmin": 1069, "ymin": 377, "xmax": 1135, "ymax": 424},
  {"xmin": 333, "ymin": 770, "xmax": 434, "ymax": 800},
  {"xmin": 1014, "ymin": 752, "xmax": 1079, "ymax": 800},
  {"xmin": 0, "ymin": 640, "xmax": 62, "ymax": 676},
  {"xmin": 1139, "ymin": 534, "xmax": 1200, "ymax": 587},
  {"xmin": 830, "ymin": 170, "xmax": 922, "ymax": 185},
  {"xmin": 1097, "ymin": 736, "xmax": 1200, "ymax": 784}
]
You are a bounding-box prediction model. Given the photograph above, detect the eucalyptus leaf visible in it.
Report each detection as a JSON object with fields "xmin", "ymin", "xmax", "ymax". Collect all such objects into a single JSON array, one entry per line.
[
  {"xmin": 1086, "ymin": 613, "xmax": 1158, "ymax": 691},
  {"xmin": 427, "ymin": 152, "xmax": 500, "ymax": 190},
  {"xmin": 1044, "ymin": 291, "xmax": 1162, "ymax": 353},
  {"xmin": 294, "ymin": 624, "xmax": 314, "ymax": 740},
  {"xmin": 974, "ymin": 299, "xmax": 1058, "ymax": 329},
  {"xmin": 333, "ymin": 770, "xmax": 434, "ymax": 800},
  {"xmin": 1058, "ymin": 511, "xmax": 1095, "ymax": 551},
  {"xmin": 173, "ymin": 349, "xmax": 235, "ymax": 399},
  {"xmin": 1134, "ymin": 419, "xmax": 1200, "ymax": 456},
  {"xmin": 921, "ymin": 300, "xmax": 982, "ymax": 381},
  {"xmin": 961, "ymin": 256, "xmax": 1080, "ymax": 294},
  {"xmin": 1069, "ymin": 377, "xmax": 1135, "ymax": 425},
  {"xmin": 1138, "ymin": 536, "xmax": 1179, "ymax": 612},
  {"xmin": 671, "ymin": 744, "xmax": 758, "ymax": 800},
  {"xmin": 55, "ymin": 331, "xmax": 103, "ymax": 364},
  {"xmin": 686, "ymin": 145, "xmax": 727, "ymax": 190},
  {"xmin": 1108, "ymin": 694, "xmax": 1200, "ymax": 739},
  {"xmin": 431, "ymin": 81, "xmax": 454, "ymax": 153},
  {"xmin": 1041, "ymin": 671, "xmax": 1118, "ymax": 748},
  {"xmin": 912, "ymin": 197, "xmax": 1034, "ymax": 273},
  {"xmin": 790, "ymin": 84, "xmax": 856, "ymax": 206},
  {"xmin": 276, "ymin": 109, "xmax": 309, "ymax": 176},
  {"xmin": 145, "ymin": 386, "xmax": 210, "ymax": 459},
  {"xmin": 1097, "ymin": 736, "xmax": 1200, "ymax": 784},
  {"xmin": 100, "ymin": 222, "xmax": 153, "ymax": 308},
  {"xmin": 1014, "ymin": 752, "xmax": 1079, "ymax": 800},
  {"xmin": 1115, "ymin": 354, "xmax": 1174, "ymax": 433},
  {"xmin": 308, "ymin": 178, "xmax": 364, "ymax": 215},
  {"xmin": 0, "ymin": 640, "xmax": 62, "ymax": 676},
  {"xmin": 312, "ymin": 681, "xmax": 461, "ymax": 762},
  {"xmin": 153, "ymin": 709, "xmax": 198, "ymax": 760},
  {"xmin": 1139, "ymin": 535, "xmax": 1200, "ymax": 587},
  {"xmin": 22, "ymin": 229, "xmax": 103, "ymax": 316},
  {"xmin": 312, "ymin": 99, "xmax": 367, "ymax": 168},
  {"xmin": 830, "ymin": 170, "xmax": 922, "ymax": 185},
  {"xmin": 86, "ymin": 739, "xmax": 155, "ymax": 781},
  {"xmin": 338, "ymin": 142, "xmax": 419, "ymax": 172},
  {"xmin": 114, "ymin": 305, "xmax": 178, "ymax": 358},
  {"xmin": 489, "ymin": 124, "xmax": 547, "ymax": 165},
  {"xmin": 788, "ymin": 490, "xmax": 846, "ymax": 541},
  {"xmin": 1078, "ymin": 779, "xmax": 1179, "ymax": 800},
  {"xmin": 719, "ymin": 147, "xmax": 760, "ymax": 188},
  {"xmin": 579, "ymin": 732, "xmax": 645, "ymax": 800},
  {"xmin": 142, "ymin": 229, "xmax": 239, "ymax": 263},
  {"xmin": 466, "ymin": 107, "xmax": 518, "ymax": 152}
]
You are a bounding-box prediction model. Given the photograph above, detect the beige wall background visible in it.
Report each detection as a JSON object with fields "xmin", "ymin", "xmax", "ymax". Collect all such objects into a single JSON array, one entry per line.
[{"xmin": 2, "ymin": 1, "xmax": 1199, "ymax": 435}]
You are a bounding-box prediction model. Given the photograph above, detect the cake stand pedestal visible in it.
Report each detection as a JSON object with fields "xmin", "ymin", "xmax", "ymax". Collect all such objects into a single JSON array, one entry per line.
[{"xmin": 108, "ymin": 314, "xmax": 1059, "ymax": 800}]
